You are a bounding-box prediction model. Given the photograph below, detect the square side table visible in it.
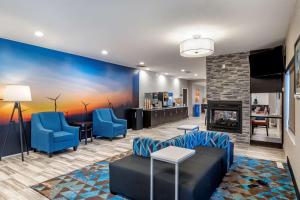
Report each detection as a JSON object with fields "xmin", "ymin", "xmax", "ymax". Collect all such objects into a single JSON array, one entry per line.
[
  {"xmin": 177, "ymin": 124, "xmax": 199, "ymax": 134},
  {"xmin": 150, "ymin": 146, "xmax": 195, "ymax": 200},
  {"xmin": 71, "ymin": 121, "xmax": 93, "ymax": 145}
]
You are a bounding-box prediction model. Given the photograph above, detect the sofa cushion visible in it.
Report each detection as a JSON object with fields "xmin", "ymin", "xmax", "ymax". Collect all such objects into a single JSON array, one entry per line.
[
  {"xmin": 163, "ymin": 134, "xmax": 193, "ymax": 149},
  {"xmin": 133, "ymin": 137, "xmax": 165, "ymax": 157},
  {"xmin": 39, "ymin": 112, "xmax": 62, "ymax": 132},
  {"xmin": 193, "ymin": 131, "xmax": 231, "ymax": 168},
  {"xmin": 113, "ymin": 123, "xmax": 124, "ymax": 131},
  {"xmin": 193, "ymin": 131, "xmax": 230, "ymax": 148},
  {"xmin": 133, "ymin": 131, "xmax": 233, "ymax": 169},
  {"xmin": 183, "ymin": 132, "xmax": 198, "ymax": 149},
  {"xmin": 98, "ymin": 109, "xmax": 112, "ymax": 122},
  {"xmin": 164, "ymin": 134, "xmax": 185, "ymax": 147},
  {"xmin": 53, "ymin": 131, "xmax": 73, "ymax": 143}
]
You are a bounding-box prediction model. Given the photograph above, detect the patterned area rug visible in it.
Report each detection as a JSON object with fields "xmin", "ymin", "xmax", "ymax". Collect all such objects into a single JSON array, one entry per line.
[
  {"xmin": 31, "ymin": 151, "xmax": 131, "ymax": 200},
  {"xmin": 211, "ymin": 156, "xmax": 296, "ymax": 199},
  {"xmin": 31, "ymin": 153, "xmax": 296, "ymax": 200}
]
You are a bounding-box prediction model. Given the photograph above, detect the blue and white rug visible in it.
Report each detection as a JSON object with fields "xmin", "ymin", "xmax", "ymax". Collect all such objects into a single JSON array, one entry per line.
[{"xmin": 32, "ymin": 153, "xmax": 297, "ymax": 200}]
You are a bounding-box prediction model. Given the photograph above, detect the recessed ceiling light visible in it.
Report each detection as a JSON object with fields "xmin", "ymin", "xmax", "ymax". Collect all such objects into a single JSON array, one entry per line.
[
  {"xmin": 34, "ymin": 31, "xmax": 44, "ymax": 37},
  {"xmin": 222, "ymin": 64, "xmax": 226, "ymax": 69},
  {"xmin": 145, "ymin": 67, "xmax": 150, "ymax": 70},
  {"xmin": 194, "ymin": 74, "xmax": 198, "ymax": 76},
  {"xmin": 139, "ymin": 62, "xmax": 145, "ymax": 66},
  {"xmin": 181, "ymin": 69, "xmax": 185, "ymax": 72},
  {"xmin": 101, "ymin": 50, "xmax": 108, "ymax": 55}
]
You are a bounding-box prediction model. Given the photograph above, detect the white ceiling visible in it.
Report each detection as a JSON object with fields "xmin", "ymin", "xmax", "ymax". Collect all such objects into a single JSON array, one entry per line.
[{"xmin": 0, "ymin": 0, "xmax": 296, "ymax": 80}]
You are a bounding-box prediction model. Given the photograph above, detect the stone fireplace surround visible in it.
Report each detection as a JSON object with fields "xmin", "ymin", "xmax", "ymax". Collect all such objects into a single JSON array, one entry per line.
[{"xmin": 206, "ymin": 52, "xmax": 251, "ymax": 143}]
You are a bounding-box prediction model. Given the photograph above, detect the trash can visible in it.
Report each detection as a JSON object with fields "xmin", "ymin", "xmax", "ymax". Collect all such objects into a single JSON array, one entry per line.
[
  {"xmin": 193, "ymin": 104, "xmax": 201, "ymax": 117},
  {"xmin": 131, "ymin": 108, "xmax": 143, "ymax": 130}
]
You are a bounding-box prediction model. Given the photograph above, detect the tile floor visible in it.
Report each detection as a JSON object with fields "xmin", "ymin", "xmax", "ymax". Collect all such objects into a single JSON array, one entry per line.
[{"xmin": 0, "ymin": 116, "xmax": 286, "ymax": 200}]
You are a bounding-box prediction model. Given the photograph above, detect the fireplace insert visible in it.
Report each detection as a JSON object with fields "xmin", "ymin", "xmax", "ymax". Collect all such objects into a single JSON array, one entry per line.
[{"xmin": 207, "ymin": 101, "xmax": 242, "ymax": 133}]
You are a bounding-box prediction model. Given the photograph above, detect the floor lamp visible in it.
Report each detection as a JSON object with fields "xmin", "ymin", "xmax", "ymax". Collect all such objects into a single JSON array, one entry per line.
[{"xmin": 0, "ymin": 85, "xmax": 32, "ymax": 162}]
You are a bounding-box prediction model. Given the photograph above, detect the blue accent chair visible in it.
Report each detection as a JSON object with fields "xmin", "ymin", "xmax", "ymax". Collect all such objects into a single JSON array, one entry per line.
[
  {"xmin": 93, "ymin": 108, "xmax": 127, "ymax": 140},
  {"xmin": 31, "ymin": 112, "xmax": 79, "ymax": 157}
]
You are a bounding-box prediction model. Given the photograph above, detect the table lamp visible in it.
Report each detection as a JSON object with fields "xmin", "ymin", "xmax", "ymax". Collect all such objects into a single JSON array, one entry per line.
[{"xmin": 0, "ymin": 85, "xmax": 32, "ymax": 161}]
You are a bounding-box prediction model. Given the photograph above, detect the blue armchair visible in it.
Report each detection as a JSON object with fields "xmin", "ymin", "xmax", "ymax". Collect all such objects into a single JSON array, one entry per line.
[
  {"xmin": 93, "ymin": 108, "xmax": 127, "ymax": 140},
  {"xmin": 31, "ymin": 112, "xmax": 79, "ymax": 157}
]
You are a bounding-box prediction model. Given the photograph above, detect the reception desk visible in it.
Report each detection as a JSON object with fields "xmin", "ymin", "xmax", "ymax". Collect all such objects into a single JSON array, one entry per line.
[{"xmin": 143, "ymin": 106, "xmax": 188, "ymax": 128}]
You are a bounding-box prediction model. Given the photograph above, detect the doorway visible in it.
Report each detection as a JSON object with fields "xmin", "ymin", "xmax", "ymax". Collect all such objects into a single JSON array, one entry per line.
[
  {"xmin": 250, "ymin": 92, "xmax": 283, "ymax": 148},
  {"xmin": 182, "ymin": 88, "xmax": 188, "ymax": 106}
]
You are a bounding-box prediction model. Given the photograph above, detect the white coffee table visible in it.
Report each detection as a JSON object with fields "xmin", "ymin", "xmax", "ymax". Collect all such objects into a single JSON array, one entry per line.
[
  {"xmin": 177, "ymin": 124, "xmax": 199, "ymax": 134},
  {"xmin": 150, "ymin": 146, "xmax": 195, "ymax": 200}
]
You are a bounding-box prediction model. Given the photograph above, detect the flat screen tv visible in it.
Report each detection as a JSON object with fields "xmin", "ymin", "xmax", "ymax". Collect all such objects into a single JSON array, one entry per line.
[{"xmin": 249, "ymin": 46, "xmax": 284, "ymax": 78}]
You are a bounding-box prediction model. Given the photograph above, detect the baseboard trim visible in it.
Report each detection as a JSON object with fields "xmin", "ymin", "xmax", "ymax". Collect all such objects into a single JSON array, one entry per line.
[{"xmin": 287, "ymin": 156, "xmax": 300, "ymax": 199}]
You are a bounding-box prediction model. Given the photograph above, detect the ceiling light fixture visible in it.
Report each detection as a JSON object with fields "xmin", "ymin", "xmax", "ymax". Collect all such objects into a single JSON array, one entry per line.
[
  {"xmin": 180, "ymin": 35, "xmax": 214, "ymax": 58},
  {"xmin": 34, "ymin": 31, "xmax": 44, "ymax": 37},
  {"xmin": 139, "ymin": 62, "xmax": 145, "ymax": 66},
  {"xmin": 194, "ymin": 74, "xmax": 198, "ymax": 76},
  {"xmin": 145, "ymin": 67, "xmax": 150, "ymax": 70},
  {"xmin": 101, "ymin": 50, "xmax": 108, "ymax": 55},
  {"xmin": 164, "ymin": 73, "xmax": 169, "ymax": 75},
  {"xmin": 181, "ymin": 69, "xmax": 185, "ymax": 72}
]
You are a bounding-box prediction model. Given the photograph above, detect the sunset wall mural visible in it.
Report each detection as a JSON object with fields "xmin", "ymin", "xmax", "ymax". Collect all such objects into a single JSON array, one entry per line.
[{"xmin": 0, "ymin": 38, "xmax": 139, "ymax": 156}]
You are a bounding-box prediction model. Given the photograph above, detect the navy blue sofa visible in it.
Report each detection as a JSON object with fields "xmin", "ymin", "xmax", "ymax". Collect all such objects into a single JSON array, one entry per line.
[{"xmin": 110, "ymin": 131, "xmax": 234, "ymax": 200}]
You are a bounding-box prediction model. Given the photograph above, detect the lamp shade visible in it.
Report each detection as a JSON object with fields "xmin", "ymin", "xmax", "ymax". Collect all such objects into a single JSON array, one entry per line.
[
  {"xmin": 180, "ymin": 35, "xmax": 214, "ymax": 58},
  {"xmin": 3, "ymin": 85, "xmax": 32, "ymax": 102}
]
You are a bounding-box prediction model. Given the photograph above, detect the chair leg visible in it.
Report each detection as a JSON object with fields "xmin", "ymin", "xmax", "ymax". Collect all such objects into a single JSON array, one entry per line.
[
  {"xmin": 48, "ymin": 153, "xmax": 52, "ymax": 158},
  {"xmin": 123, "ymin": 134, "xmax": 126, "ymax": 138},
  {"xmin": 266, "ymin": 126, "xmax": 269, "ymax": 136},
  {"xmin": 73, "ymin": 146, "xmax": 78, "ymax": 151},
  {"xmin": 33, "ymin": 148, "xmax": 37, "ymax": 152}
]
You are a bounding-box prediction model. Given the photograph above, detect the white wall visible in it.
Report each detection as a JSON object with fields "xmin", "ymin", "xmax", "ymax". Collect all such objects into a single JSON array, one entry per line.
[
  {"xmin": 251, "ymin": 93, "xmax": 269, "ymax": 105},
  {"xmin": 139, "ymin": 70, "xmax": 188, "ymax": 107},
  {"xmin": 284, "ymin": 0, "xmax": 300, "ymax": 190},
  {"xmin": 251, "ymin": 93, "xmax": 281, "ymax": 114}
]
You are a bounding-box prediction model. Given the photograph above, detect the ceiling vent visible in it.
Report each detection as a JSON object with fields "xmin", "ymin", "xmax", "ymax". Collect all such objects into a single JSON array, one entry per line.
[{"xmin": 183, "ymin": 70, "xmax": 192, "ymax": 74}]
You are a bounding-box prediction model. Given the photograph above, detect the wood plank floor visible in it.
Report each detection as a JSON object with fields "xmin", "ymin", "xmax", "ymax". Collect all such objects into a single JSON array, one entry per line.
[{"xmin": 0, "ymin": 116, "xmax": 286, "ymax": 200}]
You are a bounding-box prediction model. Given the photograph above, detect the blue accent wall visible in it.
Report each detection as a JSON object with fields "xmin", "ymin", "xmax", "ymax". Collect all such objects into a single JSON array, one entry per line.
[{"xmin": 0, "ymin": 38, "xmax": 139, "ymax": 157}]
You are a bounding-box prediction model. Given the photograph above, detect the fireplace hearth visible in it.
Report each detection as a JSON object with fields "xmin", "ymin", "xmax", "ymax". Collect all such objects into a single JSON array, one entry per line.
[{"xmin": 207, "ymin": 100, "xmax": 242, "ymax": 133}]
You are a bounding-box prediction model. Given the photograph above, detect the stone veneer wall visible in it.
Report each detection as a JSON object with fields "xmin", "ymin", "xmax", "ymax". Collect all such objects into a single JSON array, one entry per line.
[{"xmin": 206, "ymin": 52, "xmax": 251, "ymax": 143}]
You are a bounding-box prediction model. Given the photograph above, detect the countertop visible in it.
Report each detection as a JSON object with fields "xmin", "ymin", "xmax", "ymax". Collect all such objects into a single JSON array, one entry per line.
[{"xmin": 143, "ymin": 106, "xmax": 188, "ymax": 111}]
